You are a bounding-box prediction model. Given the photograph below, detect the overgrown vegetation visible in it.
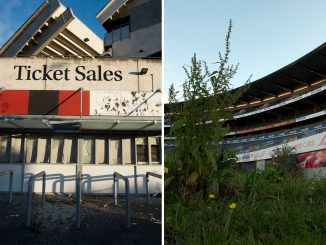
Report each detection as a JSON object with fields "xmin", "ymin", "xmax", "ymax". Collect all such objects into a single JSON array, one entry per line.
[
  {"xmin": 165, "ymin": 171, "xmax": 326, "ymax": 244},
  {"xmin": 271, "ymin": 144, "xmax": 302, "ymax": 177},
  {"xmin": 165, "ymin": 21, "xmax": 326, "ymax": 244},
  {"xmin": 166, "ymin": 20, "xmax": 249, "ymax": 200}
]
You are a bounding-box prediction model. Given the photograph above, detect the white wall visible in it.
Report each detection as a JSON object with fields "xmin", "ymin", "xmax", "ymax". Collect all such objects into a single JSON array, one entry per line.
[
  {"xmin": 23, "ymin": 164, "xmax": 76, "ymax": 193},
  {"xmin": 82, "ymin": 164, "xmax": 161, "ymax": 194},
  {"xmin": 0, "ymin": 57, "xmax": 162, "ymax": 91},
  {"xmin": 0, "ymin": 163, "xmax": 161, "ymax": 194},
  {"xmin": 0, "ymin": 164, "xmax": 23, "ymax": 192}
]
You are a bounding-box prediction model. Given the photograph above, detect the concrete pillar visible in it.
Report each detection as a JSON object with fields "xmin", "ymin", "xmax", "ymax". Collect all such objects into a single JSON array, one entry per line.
[{"xmin": 147, "ymin": 136, "xmax": 151, "ymax": 165}]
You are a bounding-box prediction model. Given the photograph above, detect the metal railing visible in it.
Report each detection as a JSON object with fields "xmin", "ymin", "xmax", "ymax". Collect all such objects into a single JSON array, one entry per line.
[
  {"xmin": 76, "ymin": 173, "xmax": 87, "ymax": 229},
  {"xmin": 0, "ymin": 170, "xmax": 13, "ymax": 204},
  {"xmin": 25, "ymin": 171, "xmax": 46, "ymax": 228},
  {"xmin": 113, "ymin": 172, "xmax": 131, "ymax": 228},
  {"xmin": 145, "ymin": 172, "xmax": 162, "ymax": 206}
]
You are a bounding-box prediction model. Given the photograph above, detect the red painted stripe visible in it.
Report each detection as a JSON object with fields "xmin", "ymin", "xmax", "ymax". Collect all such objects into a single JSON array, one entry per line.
[
  {"xmin": 0, "ymin": 90, "xmax": 29, "ymax": 115},
  {"xmin": 58, "ymin": 90, "xmax": 90, "ymax": 116}
]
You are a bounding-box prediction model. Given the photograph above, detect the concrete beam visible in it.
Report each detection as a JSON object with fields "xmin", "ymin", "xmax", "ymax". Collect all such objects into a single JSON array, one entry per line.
[
  {"xmin": 1, "ymin": 0, "xmax": 60, "ymax": 56},
  {"xmin": 51, "ymin": 39, "xmax": 81, "ymax": 57},
  {"xmin": 56, "ymin": 33, "xmax": 90, "ymax": 57},
  {"xmin": 23, "ymin": 8, "xmax": 75, "ymax": 56},
  {"xmin": 96, "ymin": 0, "xmax": 129, "ymax": 24},
  {"xmin": 61, "ymin": 29, "xmax": 98, "ymax": 56}
]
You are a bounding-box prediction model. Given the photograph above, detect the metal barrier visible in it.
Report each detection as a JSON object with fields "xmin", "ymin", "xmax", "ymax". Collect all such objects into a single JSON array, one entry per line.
[
  {"xmin": 113, "ymin": 172, "xmax": 131, "ymax": 228},
  {"xmin": 145, "ymin": 172, "xmax": 162, "ymax": 206},
  {"xmin": 0, "ymin": 170, "xmax": 13, "ymax": 204},
  {"xmin": 25, "ymin": 171, "xmax": 46, "ymax": 228},
  {"xmin": 76, "ymin": 173, "xmax": 87, "ymax": 229}
]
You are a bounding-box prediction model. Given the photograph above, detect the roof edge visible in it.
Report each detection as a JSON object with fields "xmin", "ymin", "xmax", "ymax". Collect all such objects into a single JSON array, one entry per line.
[{"xmin": 0, "ymin": 0, "xmax": 54, "ymax": 55}]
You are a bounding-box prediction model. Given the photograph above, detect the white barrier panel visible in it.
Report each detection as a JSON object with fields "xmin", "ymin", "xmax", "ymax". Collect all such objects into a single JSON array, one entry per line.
[
  {"xmin": 0, "ymin": 164, "xmax": 23, "ymax": 192},
  {"xmin": 237, "ymin": 131, "xmax": 326, "ymax": 162}
]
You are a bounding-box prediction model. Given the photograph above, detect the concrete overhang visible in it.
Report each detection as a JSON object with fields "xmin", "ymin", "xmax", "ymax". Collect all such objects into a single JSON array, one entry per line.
[
  {"xmin": 96, "ymin": 0, "xmax": 130, "ymax": 24},
  {"xmin": 0, "ymin": 115, "xmax": 162, "ymax": 132},
  {"xmin": 0, "ymin": 0, "xmax": 103, "ymax": 58}
]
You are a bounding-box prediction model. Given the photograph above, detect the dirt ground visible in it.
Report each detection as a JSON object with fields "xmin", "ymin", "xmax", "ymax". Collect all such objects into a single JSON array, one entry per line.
[{"xmin": 0, "ymin": 192, "xmax": 161, "ymax": 245}]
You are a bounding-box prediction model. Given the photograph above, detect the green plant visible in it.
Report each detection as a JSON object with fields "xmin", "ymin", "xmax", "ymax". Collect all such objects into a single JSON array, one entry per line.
[
  {"xmin": 271, "ymin": 144, "xmax": 302, "ymax": 177},
  {"xmin": 167, "ymin": 20, "xmax": 249, "ymax": 199}
]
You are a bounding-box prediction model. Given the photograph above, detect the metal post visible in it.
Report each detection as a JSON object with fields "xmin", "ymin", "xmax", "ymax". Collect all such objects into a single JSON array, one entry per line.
[
  {"xmin": 76, "ymin": 137, "xmax": 83, "ymax": 228},
  {"xmin": 26, "ymin": 181, "xmax": 33, "ymax": 227},
  {"xmin": 9, "ymin": 171, "xmax": 13, "ymax": 204},
  {"xmin": 146, "ymin": 173, "xmax": 150, "ymax": 206},
  {"xmin": 42, "ymin": 173, "xmax": 46, "ymax": 205},
  {"xmin": 145, "ymin": 172, "xmax": 162, "ymax": 206},
  {"xmin": 0, "ymin": 170, "xmax": 14, "ymax": 204},
  {"xmin": 114, "ymin": 172, "xmax": 131, "ymax": 228},
  {"xmin": 125, "ymin": 179, "xmax": 130, "ymax": 228},
  {"xmin": 25, "ymin": 171, "xmax": 46, "ymax": 228},
  {"xmin": 114, "ymin": 174, "xmax": 118, "ymax": 206},
  {"xmin": 76, "ymin": 175, "xmax": 81, "ymax": 228},
  {"xmin": 151, "ymin": 74, "xmax": 154, "ymax": 92}
]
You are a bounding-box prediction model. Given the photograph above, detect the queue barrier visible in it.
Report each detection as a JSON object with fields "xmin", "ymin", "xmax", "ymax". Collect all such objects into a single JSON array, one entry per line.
[
  {"xmin": 113, "ymin": 172, "xmax": 131, "ymax": 228},
  {"xmin": 145, "ymin": 172, "xmax": 162, "ymax": 206},
  {"xmin": 0, "ymin": 170, "xmax": 13, "ymax": 204},
  {"xmin": 25, "ymin": 171, "xmax": 46, "ymax": 228}
]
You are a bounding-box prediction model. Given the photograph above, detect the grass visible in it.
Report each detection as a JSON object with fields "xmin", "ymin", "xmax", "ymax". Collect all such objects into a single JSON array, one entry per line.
[{"xmin": 165, "ymin": 170, "xmax": 326, "ymax": 244}]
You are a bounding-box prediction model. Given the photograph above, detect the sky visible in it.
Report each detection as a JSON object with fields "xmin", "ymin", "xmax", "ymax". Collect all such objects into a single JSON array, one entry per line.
[
  {"xmin": 0, "ymin": 0, "xmax": 107, "ymax": 47},
  {"xmin": 2, "ymin": 0, "xmax": 326, "ymax": 103},
  {"xmin": 165, "ymin": 0, "xmax": 326, "ymax": 102}
]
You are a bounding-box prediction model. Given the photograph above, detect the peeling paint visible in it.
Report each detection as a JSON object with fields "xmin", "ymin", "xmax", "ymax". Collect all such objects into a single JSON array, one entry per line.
[{"xmin": 90, "ymin": 91, "xmax": 162, "ymax": 116}]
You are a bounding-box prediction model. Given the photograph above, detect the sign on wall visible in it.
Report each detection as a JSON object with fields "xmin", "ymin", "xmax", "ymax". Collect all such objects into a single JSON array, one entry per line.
[
  {"xmin": 0, "ymin": 57, "xmax": 162, "ymax": 117},
  {"xmin": 237, "ymin": 131, "xmax": 326, "ymax": 163},
  {"xmin": 0, "ymin": 57, "xmax": 161, "ymax": 91}
]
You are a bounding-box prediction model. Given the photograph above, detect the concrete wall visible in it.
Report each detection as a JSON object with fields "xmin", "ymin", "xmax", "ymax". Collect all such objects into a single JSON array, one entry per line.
[
  {"xmin": 0, "ymin": 57, "xmax": 162, "ymax": 91},
  {"xmin": 0, "ymin": 164, "xmax": 24, "ymax": 192},
  {"xmin": 0, "ymin": 163, "xmax": 161, "ymax": 194},
  {"xmin": 103, "ymin": 0, "xmax": 161, "ymax": 57},
  {"xmin": 90, "ymin": 90, "xmax": 161, "ymax": 116},
  {"xmin": 112, "ymin": 23, "xmax": 161, "ymax": 57}
]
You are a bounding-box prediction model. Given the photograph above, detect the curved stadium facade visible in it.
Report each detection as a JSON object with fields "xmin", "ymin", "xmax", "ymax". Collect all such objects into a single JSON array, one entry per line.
[{"xmin": 165, "ymin": 43, "xmax": 326, "ymax": 177}]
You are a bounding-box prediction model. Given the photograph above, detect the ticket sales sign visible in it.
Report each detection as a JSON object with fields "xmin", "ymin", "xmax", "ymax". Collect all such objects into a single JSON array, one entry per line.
[
  {"xmin": 0, "ymin": 57, "xmax": 162, "ymax": 116},
  {"xmin": 0, "ymin": 57, "xmax": 161, "ymax": 91}
]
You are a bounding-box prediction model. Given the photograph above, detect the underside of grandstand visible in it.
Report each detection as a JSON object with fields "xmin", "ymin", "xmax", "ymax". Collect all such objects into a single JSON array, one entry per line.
[{"xmin": 165, "ymin": 42, "xmax": 326, "ymax": 177}]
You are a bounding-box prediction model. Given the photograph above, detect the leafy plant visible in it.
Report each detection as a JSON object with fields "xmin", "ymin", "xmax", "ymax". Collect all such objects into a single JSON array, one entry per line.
[
  {"xmin": 271, "ymin": 144, "xmax": 302, "ymax": 177},
  {"xmin": 166, "ymin": 20, "xmax": 249, "ymax": 198}
]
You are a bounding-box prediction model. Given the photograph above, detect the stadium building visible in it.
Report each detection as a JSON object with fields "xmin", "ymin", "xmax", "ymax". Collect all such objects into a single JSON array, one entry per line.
[
  {"xmin": 0, "ymin": 0, "xmax": 162, "ymax": 194},
  {"xmin": 165, "ymin": 43, "xmax": 326, "ymax": 178}
]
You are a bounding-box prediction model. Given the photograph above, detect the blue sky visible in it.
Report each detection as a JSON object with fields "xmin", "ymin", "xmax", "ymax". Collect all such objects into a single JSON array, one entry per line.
[
  {"xmin": 165, "ymin": 0, "xmax": 326, "ymax": 102},
  {"xmin": 2, "ymin": 0, "xmax": 326, "ymax": 103},
  {"xmin": 0, "ymin": 0, "xmax": 107, "ymax": 47}
]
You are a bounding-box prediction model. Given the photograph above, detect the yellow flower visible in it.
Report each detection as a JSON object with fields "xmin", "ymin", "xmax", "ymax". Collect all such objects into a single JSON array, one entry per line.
[
  {"xmin": 164, "ymin": 167, "xmax": 168, "ymax": 174},
  {"xmin": 229, "ymin": 202, "xmax": 237, "ymax": 209},
  {"xmin": 208, "ymin": 194, "xmax": 215, "ymax": 199}
]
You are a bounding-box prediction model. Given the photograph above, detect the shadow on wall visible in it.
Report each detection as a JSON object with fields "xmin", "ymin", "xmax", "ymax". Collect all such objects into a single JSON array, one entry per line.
[
  {"xmin": 23, "ymin": 173, "xmax": 76, "ymax": 193},
  {"xmin": 22, "ymin": 173, "xmax": 162, "ymax": 194}
]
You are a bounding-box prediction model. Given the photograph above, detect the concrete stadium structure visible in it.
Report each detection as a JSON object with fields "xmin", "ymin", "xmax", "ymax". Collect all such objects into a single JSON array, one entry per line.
[
  {"xmin": 165, "ymin": 42, "xmax": 326, "ymax": 178},
  {"xmin": 0, "ymin": 0, "xmax": 162, "ymax": 194},
  {"xmin": 97, "ymin": 0, "xmax": 161, "ymax": 58}
]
